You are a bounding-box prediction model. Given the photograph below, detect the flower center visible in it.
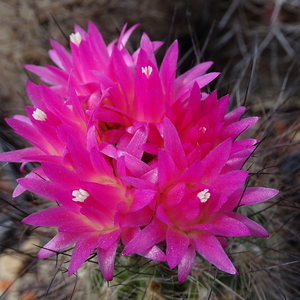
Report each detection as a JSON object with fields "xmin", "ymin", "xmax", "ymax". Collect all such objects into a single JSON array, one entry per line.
[
  {"xmin": 32, "ymin": 108, "xmax": 47, "ymax": 121},
  {"xmin": 141, "ymin": 66, "xmax": 153, "ymax": 78},
  {"xmin": 197, "ymin": 189, "xmax": 211, "ymax": 203},
  {"xmin": 72, "ymin": 189, "xmax": 90, "ymax": 202},
  {"xmin": 70, "ymin": 32, "xmax": 83, "ymax": 46},
  {"xmin": 199, "ymin": 126, "xmax": 207, "ymax": 133}
]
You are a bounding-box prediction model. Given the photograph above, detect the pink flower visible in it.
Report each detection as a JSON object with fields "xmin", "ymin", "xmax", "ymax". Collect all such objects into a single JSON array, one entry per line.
[{"xmin": 0, "ymin": 22, "xmax": 279, "ymax": 283}]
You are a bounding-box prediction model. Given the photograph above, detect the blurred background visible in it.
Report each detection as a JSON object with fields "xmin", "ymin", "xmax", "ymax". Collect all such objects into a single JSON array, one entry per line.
[{"xmin": 0, "ymin": 0, "xmax": 300, "ymax": 299}]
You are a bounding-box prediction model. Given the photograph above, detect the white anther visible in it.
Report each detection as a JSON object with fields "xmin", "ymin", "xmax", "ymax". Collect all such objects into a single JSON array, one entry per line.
[
  {"xmin": 70, "ymin": 32, "xmax": 82, "ymax": 46},
  {"xmin": 141, "ymin": 66, "xmax": 153, "ymax": 78},
  {"xmin": 197, "ymin": 189, "xmax": 211, "ymax": 203},
  {"xmin": 32, "ymin": 108, "xmax": 47, "ymax": 121},
  {"xmin": 199, "ymin": 126, "xmax": 207, "ymax": 133},
  {"xmin": 72, "ymin": 189, "xmax": 90, "ymax": 202}
]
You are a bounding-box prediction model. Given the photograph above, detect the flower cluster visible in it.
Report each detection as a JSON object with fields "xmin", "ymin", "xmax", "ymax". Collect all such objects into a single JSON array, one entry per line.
[{"xmin": 0, "ymin": 22, "xmax": 278, "ymax": 283}]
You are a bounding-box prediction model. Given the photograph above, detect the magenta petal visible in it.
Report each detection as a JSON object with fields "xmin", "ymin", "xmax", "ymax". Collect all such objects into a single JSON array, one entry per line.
[
  {"xmin": 130, "ymin": 189, "xmax": 156, "ymax": 212},
  {"xmin": 162, "ymin": 117, "xmax": 187, "ymax": 171},
  {"xmin": 80, "ymin": 207, "xmax": 113, "ymax": 228},
  {"xmin": 156, "ymin": 204, "xmax": 173, "ymax": 225},
  {"xmin": 201, "ymin": 138, "xmax": 232, "ymax": 183},
  {"xmin": 227, "ymin": 212, "xmax": 269, "ymax": 237},
  {"xmin": 121, "ymin": 176, "xmax": 157, "ymax": 190},
  {"xmin": 12, "ymin": 168, "xmax": 45, "ymax": 198},
  {"xmin": 122, "ymin": 219, "xmax": 166, "ymax": 255},
  {"xmin": 160, "ymin": 40, "xmax": 178, "ymax": 96},
  {"xmin": 42, "ymin": 162, "xmax": 78, "ymax": 187},
  {"xmin": 68, "ymin": 233, "xmax": 99, "ymax": 275},
  {"xmin": 23, "ymin": 206, "xmax": 72, "ymax": 227},
  {"xmin": 240, "ymin": 187, "xmax": 279, "ymax": 206},
  {"xmin": 224, "ymin": 107, "xmax": 246, "ymax": 123},
  {"xmin": 221, "ymin": 117, "xmax": 259, "ymax": 140},
  {"xmin": 166, "ymin": 226, "xmax": 190, "ymax": 269},
  {"xmin": 0, "ymin": 147, "xmax": 44, "ymax": 162},
  {"xmin": 66, "ymin": 135, "xmax": 94, "ymax": 176},
  {"xmin": 49, "ymin": 39, "xmax": 73, "ymax": 72},
  {"xmin": 202, "ymin": 214, "xmax": 251, "ymax": 237},
  {"xmin": 98, "ymin": 229, "xmax": 122, "ymax": 250},
  {"xmin": 192, "ymin": 232, "xmax": 237, "ymax": 275},
  {"xmin": 163, "ymin": 182, "xmax": 185, "ymax": 208},
  {"xmin": 178, "ymin": 245, "xmax": 196, "ymax": 284},
  {"xmin": 38, "ymin": 232, "xmax": 79, "ymax": 259},
  {"xmin": 97, "ymin": 241, "xmax": 118, "ymax": 281},
  {"xmin": 138, "ymin": 245, "xmax": 166, "ymax": 262},
  {"xmin": 25, "ymin": 65, "xmax": 64, "ymax": 86},
  {"xmin": 125, "ymin": 125, "xmax": 149, "ymax": 158},
  {"xmin": 195, "ymin": 72, "xmax": 220, "ymax": 88},
  {"xmin": 121, "ymin": 206, "xmax": 153, "ymax": 228},
  {"xmin": 212, "ymin": 170, "xmax": 249, "ymax": 196},
  {"xmin": 87, "ymin": 21, "xmax": 109, "ymax": 65},
  {"xmin": 158, "ymin": 149, "xmax": 178, "ymax": 190},
  {"xmin": 121, "ymin": 152, "xmax": 152, "ymax": 177},
  {"xmin": 16, "ymin": 178, "xmax": 61, "ymax": 201},
  {"xmin": 175, "ymin": 61, "xmax": 213, "ymax": 88},
  {"xmin": 5, "ymin": 118, "xmax": 51, "ymax": 153},
  {"xmin": 178, "ymin": 161, "xmax": 203, "ymax": 184}
]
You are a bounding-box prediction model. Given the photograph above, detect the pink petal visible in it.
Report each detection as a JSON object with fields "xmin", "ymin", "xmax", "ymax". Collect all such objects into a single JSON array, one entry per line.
[
  {"xmin": 68, "ymin": 232, "xmax": 99, "ymax": 275},
  {"xmin": 120, "ymin": 206, "xmax": 153, "ymax": 228},
  {"xmin": 66, "ymin": 135, "xmax": 94, "ymax": 177},
  {"xmin": 5, "ymin": 118, "xmax": 51, "ymax": 153},
  {"xmin": 201, "ymin": 138, "xmax": 232, "ymax": 183},
  {"xmin": 226, "ymin": 212, "xmax": 269, "ymax": 237},
  {"xmin": 125, "ymin": 125, "xmax": 149, "ymax": 158},
  {"xmin": 120, "ymin": 152, "xmax": 152, "ymax": 177},
  {"xmin": 130, "ymin": 189, "xmax": 156, "ymax": 212},
  {"xmin": 162, "ymin": 117, "xmax": 187, "ymax": 171},
  {"xmin": 138, "ymin": 245, "xmax": 166, "ymax": 262},
  {"xmin": 122, "ymin": 219, "xmax": 166, "ymax": 256},
  {"xmin": 239, "ymin": 187, "xmax": 279, "ymax": 206},
  {"xmin": 98, "ymin": 229, "xmax": 122, "ymax": 250},
  {"xmin": 166, "ymin": 226, "xmax": 190, "ymax": 269},
  {"xmin": 178, "ymin": 160, "xmax": 203, "ymax": 184},
  {"xmin": 16, "ymin": 178, "xmax": 61, "ymax": 201},
  {"xmin": 175, "ymin": 61, "xmax": 213, "ymax": 88},
  {"xmin": 192, "ymin": 232, "xmax": 237, "ymax": 275},
  {"xmin": 90, "ymin": 148, "xmax": 115, "ymax": 178},
  {"xmin": 221, "ymin": 117, "xmax": 259, "ymax": 140},
  {"xmin": 178, "ymin": 245, "xmax": 196, "ymax": 283},
  {"xmin": 97, "ymin": 241, "xmax": 118, "ymax": 281},
  {"xmin": 158, "ymin": 149, "xmax": 178, "ymax": 190},
  {"xmin": 87, "ymin": 21, "xmax": 109, "ymax": 66},
  {"xmin": 162, "ymin": 182, "xmax": 185, "ymax": 208},
  {"xmin": 212, "ymin": 170, "xmax": 249, "ymax": 196},
  {"xmin": 23, "ymin": 206, "xmax": 69, "ymax": 226},
  {"xmin": 118, "ymin": 23, "xmax": 139, "ymax": 49},
  {"xmin": 0, "ymin": 147, "xmax": 44, "ymax": 163},
  {"xmin": 80, "ymin": 207, "xmax": 113, "ymax": 228},
  {"xmin": 200, "ymin": 213, "xmax": 251, "ymax": 237},
  {"xmin": 37, "ymin": 232, "xmax": 79, "ymax": 259},
  {"xmin": 42, "ymin": 162, "xmax": 78, "ymax": 187},
  {"xmin": 49, "ymin": 39, "xmax": 73, "ymax": 72},
  {"xmin": 224, "ymin": 107, "xmax": 246, "ymax": 124},
  {"xmin": 160, "ymin": 40, "xmax": 178, "ymax": 98}
]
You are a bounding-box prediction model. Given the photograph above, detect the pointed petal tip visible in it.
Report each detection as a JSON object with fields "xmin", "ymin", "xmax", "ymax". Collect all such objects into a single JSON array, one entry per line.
[{"xmin": 68, "ymin": 268, "xmax": 75, "ymax": 277}]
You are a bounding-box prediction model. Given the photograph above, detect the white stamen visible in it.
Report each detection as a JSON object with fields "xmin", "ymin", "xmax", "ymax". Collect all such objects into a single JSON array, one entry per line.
[
  {"xmin": 197, "ymin": 189, "xmax": 211, "ymax": 203},
  {"xmin": 70, "ymin": 32, "xmax": 82, "ymax": 46},
  {"xmin": 141, "ymin": 66, "xmax": 153, "ymax": 78},
  {"xmin": 72, "ymin": 189, "xmax": 90, "ymax": 202},
  {"xmin": 199, "ymin": 126, "xmax": 207, "ymax": 133},
  {"xmin": 32, "ymin": 108, "xmax": 47, "ymax": 121}
]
